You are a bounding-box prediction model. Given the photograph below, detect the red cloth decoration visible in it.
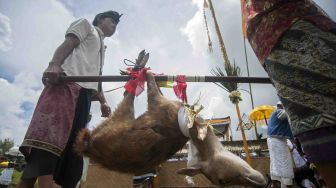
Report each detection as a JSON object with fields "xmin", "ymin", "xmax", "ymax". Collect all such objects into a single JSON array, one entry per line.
[
  {"xmin": 124, "ymin": 68, "xmax": 149, "ymax": 96},
  {"xmin": 173, "ymin": 75, "xmax": 188, "ymax": 103}
]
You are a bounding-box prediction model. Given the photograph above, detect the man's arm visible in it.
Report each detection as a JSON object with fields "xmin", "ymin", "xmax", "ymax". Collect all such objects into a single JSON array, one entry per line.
[
  {"xmin": 277, "ymin": 109, "xmax": 289, "ymax": 120},
  {"xmin": 49, "ymin": 34, "xmax": 80, "ymax": 66},
  {"xmin": 42, "ymin": 34, "xmax": 80, "ymax": 85},
  {"xmin": 91, "ymin": 91, "xmax": 111, "ymax": 117},
  {"xmin": 91, "ymin": 90, "xmax": 107, "ymax": 103}
]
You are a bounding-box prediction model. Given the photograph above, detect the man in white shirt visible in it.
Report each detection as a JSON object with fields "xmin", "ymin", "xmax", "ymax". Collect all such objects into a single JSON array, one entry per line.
[{"xmin": 17, "ymin": 10, "xmax": 122, "ymax": 188}]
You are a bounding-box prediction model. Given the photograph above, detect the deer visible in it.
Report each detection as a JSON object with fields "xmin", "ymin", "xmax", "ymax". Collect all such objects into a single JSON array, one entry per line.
[
  {"xmin": 75, "ymin": 71, "xmax": 188, "ymax": 175},
  {"xmin": 177, "ymin": 121, "xmax": 267, "ymax": 187},
  {"xmin": 75, "ymin": 50, "xmax": 267, "ymax": 187}
]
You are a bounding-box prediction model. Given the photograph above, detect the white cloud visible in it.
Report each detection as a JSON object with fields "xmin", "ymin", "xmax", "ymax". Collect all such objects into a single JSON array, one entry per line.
[
  {"xmin": 181, "ymin": 9, "xmax": 208, "ymax": 56},
  {"xmin": 0, "ymin": 72, "xmax": 41, "ymax": 144},
  {"xmin": 0, "ymin": 0, "xmax": 76, "ymax": 144},
  {"xmin": 0, "ymin": 0, "xmax": 75, "ymax": 75},
  {"xmin": 0, "ymin": 13, "xmax": 12, "ymax": 51}
]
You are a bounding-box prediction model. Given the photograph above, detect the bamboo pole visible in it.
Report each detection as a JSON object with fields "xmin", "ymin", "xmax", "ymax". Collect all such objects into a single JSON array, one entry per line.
[
  {"xmin": 235, "ymin": 103, "xmax": 252, "ymax": 165},
  {"xmin": 207, "ymin": 0, "xmax": 229, "ymax": 65},
  {"xmin": 60, "ymin": 75, "xmax": 271, "ymax": 83}
]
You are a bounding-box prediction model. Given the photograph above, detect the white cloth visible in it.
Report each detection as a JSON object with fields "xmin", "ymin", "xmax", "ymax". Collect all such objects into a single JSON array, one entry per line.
[
  {"xmin": 267, "ymin": 137, "xmax": 294, "ymax": 187},
  {"xmin": 185, "ymin": 176, "xmax": 196, "ymax": 186},
  {"xmin": 177, "ymin": 106, "xmax": 208, "ymax": 140},
  {"xmin": 277, "ymin": 109, "xmax": 289, "ymax": 120},
  {"xmin": 81, "ymin": 156, "xmax": 90, "ymax": 182},
  {"xmin": 302, "ymin": 179, "xmax": 316, "ymax": 188},
  {"xmin": 185, "ymin": 141, "xmax": 199, "ymax": 187},
  {"xmin": 287, "ymin": 140, "xmax": 307, "ymax": 168},
  {"xmin": 62, "ymin": 18, "xmax": 105, "ymax": 90},
  {"xmin": 178, "ymin": 106, "xmax": 190, "ymax": 137},
  {"xmin": 0, "ymin": 168, "xmax": 14, "ymax": 185},
  {"xmin": 186, "ymin": 140, "xmax": 200, "ymax": 167}
]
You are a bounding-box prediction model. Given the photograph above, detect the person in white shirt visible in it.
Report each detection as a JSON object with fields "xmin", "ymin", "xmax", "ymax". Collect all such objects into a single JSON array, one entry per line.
[{"xmin": 17, "ymin": 10, "xmax": 122, "ymax": 188}]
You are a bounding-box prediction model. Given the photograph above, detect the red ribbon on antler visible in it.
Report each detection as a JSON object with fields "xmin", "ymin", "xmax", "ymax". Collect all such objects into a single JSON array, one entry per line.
[
  {"xmin": 124, "ymin": 68, "xmax": 149, "ymax": 96},
  {"xmin": 173, "ymin": 75, "xmax": 188, "ymax": 103}
]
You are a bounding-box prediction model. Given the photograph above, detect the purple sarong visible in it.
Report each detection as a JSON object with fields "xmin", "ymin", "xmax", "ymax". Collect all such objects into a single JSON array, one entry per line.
[{"xmin": 20, "ymin": 83, "xmax": 81, "ymax": 156}]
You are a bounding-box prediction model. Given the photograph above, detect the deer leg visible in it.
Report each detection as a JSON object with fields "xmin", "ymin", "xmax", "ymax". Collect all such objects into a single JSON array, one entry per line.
[
  {"xmin": 146, "ymin": 72, "xmax": 165, "ymax": 111},
  {"xmin": 110, "ymin": 93, "xmax": 135, "ymax": 121}
]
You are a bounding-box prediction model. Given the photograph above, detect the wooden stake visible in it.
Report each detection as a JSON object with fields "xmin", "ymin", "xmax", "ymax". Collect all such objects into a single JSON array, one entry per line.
[{"xmin": 235, "ymin": 103, "xmax": 252, "ymax": 165}]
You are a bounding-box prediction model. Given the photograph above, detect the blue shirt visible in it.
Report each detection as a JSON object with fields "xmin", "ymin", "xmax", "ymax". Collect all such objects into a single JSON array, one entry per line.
[{"xmin": 267, "ymin": 109, "xmax": 293, "ymax": 138}]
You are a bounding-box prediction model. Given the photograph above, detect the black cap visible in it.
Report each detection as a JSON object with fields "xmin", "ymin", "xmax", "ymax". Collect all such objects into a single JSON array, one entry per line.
[{"xmin": 92, "ymin": 10, "xmax": 122, "ymax": 26}]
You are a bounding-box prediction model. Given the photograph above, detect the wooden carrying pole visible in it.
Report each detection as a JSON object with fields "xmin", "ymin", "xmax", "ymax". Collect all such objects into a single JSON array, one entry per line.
[{"xmin": 60, "ymin": 75, "xmax": 271, "ymax": 83}]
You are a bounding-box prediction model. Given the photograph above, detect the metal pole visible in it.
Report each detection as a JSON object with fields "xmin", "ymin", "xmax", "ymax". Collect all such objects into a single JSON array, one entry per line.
[
  {"xmin": 243, "ymin": 39, "xmax": 255, "ymax": 108},
  {"xmin": 60, "ymin": 75, "xmax": 271, "ymax": 84}
]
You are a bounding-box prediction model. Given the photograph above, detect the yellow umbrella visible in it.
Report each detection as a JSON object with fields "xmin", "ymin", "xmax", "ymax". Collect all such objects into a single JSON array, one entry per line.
[
  {"xmin": 249, "ymin": 105, "xmax": 276, "ymax": 126},
  {"xmin": 0, "ymin": 161, "xmax": 9, "ymax": 167}
]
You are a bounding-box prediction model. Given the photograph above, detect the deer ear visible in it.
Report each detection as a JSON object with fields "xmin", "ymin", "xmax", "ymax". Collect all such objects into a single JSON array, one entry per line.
[{"xmin": 177, "ymin": 166, "xmax": 202, "ymax": 176}]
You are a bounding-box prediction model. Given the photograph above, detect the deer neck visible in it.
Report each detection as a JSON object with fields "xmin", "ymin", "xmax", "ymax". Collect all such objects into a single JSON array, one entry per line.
[{"xmin": 189, "ymin": 126, "xmax": 223, "ymax": 160}]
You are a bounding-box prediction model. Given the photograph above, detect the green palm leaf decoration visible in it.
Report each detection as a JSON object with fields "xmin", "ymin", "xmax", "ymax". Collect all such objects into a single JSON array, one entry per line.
[
  {"xmin": 211, "ymin": 60, "xmax": 252, "ymax": 165},
  {"xmin": 211, "ymin": 60, "xmax": 242, "ymax": 104}
]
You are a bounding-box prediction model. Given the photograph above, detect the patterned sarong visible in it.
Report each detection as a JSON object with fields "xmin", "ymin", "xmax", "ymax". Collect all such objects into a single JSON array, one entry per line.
[
  {"xmin": 20, "ymin": 83, "xmax": 81, "ymax": 156},
  {"xmin": 264, "ymin": 20, "xmax": 336, "ymax": 136}
]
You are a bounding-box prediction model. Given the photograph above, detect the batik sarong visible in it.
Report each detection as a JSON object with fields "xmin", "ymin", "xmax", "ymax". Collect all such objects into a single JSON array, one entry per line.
[
  {"xmin": 264, "ymin": 20, "xmax": 336, "ymax": 162},
  {"xmin": 20, "ymin": 83, "xmax": 81, "ymax": 156}
]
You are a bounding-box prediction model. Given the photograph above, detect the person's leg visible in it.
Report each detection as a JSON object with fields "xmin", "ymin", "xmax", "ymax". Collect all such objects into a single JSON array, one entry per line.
[
  {"xmin": 17, "ymin": 148, "xmax": 59, "ymax": 188},
  {"xmin": 15, "ymin": 178, "xmax": 36, "ymax": 188},
  {"xmin": 37, "ymin": 175, "xmax": 55, "ymax": 188},
  {"xmin": 54, "ymin": 89, "xmax": 91, "ymax": 188},
  {"xmin": 281, "ymin": 178, "xmax": 294, "ymax": 188},
  {"xmin": 270, "ymin": 180, "xmax": 280, "ymax": 188}
]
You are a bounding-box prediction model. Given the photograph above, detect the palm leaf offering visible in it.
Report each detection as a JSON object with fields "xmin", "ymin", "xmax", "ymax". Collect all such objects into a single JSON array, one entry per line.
[{"xmin": 211, "ymin": 60, "xmax": 242, "ymax": 104}]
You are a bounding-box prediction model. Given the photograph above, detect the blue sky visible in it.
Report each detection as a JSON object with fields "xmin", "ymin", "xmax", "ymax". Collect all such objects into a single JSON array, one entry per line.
[{"xmin": 0, "ymin": 0, "xmax": 335, "ymax": 145}]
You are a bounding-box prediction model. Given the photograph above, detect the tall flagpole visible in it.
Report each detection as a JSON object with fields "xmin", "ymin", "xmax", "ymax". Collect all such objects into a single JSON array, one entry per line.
[
  {"xmin": 243, "ymin": 38, "xmax": 258, "ymax": 140},
  {"xmin": 207, "ymin": 0, "xmax": 229, "ymax": 65},
  {"xmin": 240, "ymin": 0, "xmax": 258, "ymax": 140}
]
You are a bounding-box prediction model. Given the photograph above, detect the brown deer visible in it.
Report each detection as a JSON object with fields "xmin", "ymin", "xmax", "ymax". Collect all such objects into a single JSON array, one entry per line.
[
  {"xmin": 75, "ymin": 71, "xmax": 188, "ymax": 175},
  {"xmin": 75, "ymin": 71, "xmax": 266, "ymax": 187}
]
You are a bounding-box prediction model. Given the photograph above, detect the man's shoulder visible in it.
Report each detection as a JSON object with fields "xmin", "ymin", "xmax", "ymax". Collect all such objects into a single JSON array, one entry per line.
[
  {"xmin": 70, "ymin": 18, "xmax": 92, "ymax": 27},
  {"xmin": 66, "ymin": 18, "xmax": 95, "ymax": 39}
]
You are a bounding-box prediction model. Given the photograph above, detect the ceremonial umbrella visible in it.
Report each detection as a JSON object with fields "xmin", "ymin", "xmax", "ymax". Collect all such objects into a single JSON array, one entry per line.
[
  {"xmin": 0, "ymin": 161, "xmax": 9, "ymax": 167},
  {"xmin": 249, "ymin": 105, "xmax": 276, "ymax": 126}
]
